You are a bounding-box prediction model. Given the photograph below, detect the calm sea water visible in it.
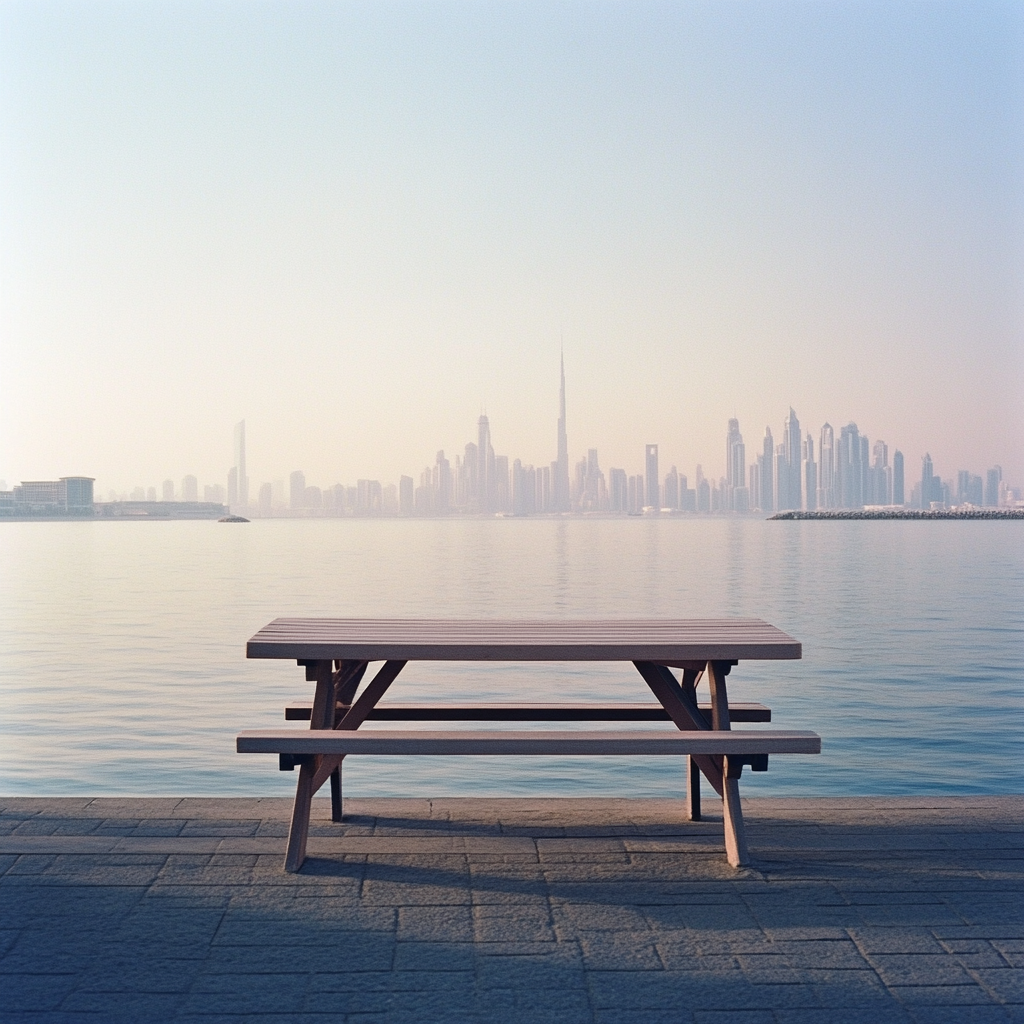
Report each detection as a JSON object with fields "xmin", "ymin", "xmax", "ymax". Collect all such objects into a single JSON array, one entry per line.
[{"xmin": 1, "ymin": 518, "xmax": 1021, "ymax": 797}]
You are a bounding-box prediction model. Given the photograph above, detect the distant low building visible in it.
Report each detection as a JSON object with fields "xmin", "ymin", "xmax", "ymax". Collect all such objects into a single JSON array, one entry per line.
[
  {"xmin": 96, "ymin": 501, "xmax": 227, "ymax": 519},
  {"xmin": 0, "ymin": 477, "xmax": 95, "ymax": 515}
]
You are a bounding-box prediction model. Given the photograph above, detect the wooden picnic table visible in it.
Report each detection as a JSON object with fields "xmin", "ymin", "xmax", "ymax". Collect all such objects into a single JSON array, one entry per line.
[{"xmin": 239, "ymin": 618, "xmax": 817, "ymax": 871}]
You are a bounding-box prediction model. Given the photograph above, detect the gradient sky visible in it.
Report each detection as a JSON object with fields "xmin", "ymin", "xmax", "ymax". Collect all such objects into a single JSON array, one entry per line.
[{"xmin": 2, "ymin": 0, "xmax": 1022, "ymax": 495}]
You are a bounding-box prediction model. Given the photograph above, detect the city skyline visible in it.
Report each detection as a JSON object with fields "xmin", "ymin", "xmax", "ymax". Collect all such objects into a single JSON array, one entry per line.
[{"xmin": 65, "ymin": 359, "xmax": 1017, "ymax": 514}]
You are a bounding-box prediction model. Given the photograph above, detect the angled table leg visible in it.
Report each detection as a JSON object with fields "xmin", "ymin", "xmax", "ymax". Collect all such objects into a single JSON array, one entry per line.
[
  {"xmin": 285, "ymin": 659, "xmax": 407, "ymax": 872},
  {"xmin": 633, "ymin": 662, "xmax": 724, "ymax": 797},
  {"xmin": 285, "ymin": 658, "xmax": 403, "ymax": 871},
  {"xmin": 285, "ymin": 659, "xmax": 335, "ymax": 872},
  {"xmin": 708, "ymin": 660, "xmax": 750, "ymax": 867}
]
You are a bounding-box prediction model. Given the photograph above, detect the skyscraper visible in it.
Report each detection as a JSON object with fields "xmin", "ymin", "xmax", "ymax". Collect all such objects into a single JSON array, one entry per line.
[
  {"xmin": 435, "ymin": 451, "xmax": 451, "ymax": 511},
  {"xmin": 477, "ymin": 415, "xmax": 494, "ymax": 512},
  {"xmin": 759, "ymin": 428, "xmax": 774, "ymax": 512},
  {"xmin": 289, "ymin": 470, "xmax": 306, "ymax": 509},
  {"xmin": 893, "ymin": 451, "xmax": 905, "ymax": 505},
  {"xmin": 663, "ymin": 466, "xmax": 679, "ymax": 509},
  {"xmin": 725, "ymin": 419, "xmax": 745, "ymax": 510},
  {"xmin": 609, "ymin": 468, "xmax": 627, "ymax": 512},
  {"xmin": 782, "ymin": 408, "xmax": 802, "ymax": 510},
  {"xmin": 837, "ymin": 423, "xmax": 863, "ymax": 508},
  {"xmin": 986, "ymin": 466, "xmax": 1002, "ymax": 506},
  {"xmin": 818, "ymin": 423, "xmax": 835, "ymax": 509},
  {"xmin": 921, "ymin": 454, "xmax": 940, "ymax": 508},
  {"xmin": 233, "ymin": 420, "xmax": 249, "ymax": 509},
  {"xmin": 645, "ymin": 445, "xmax": 659, "ymax": 508},
  {"xmin": 554, "ymin": 352, "xmax": 570, "ymax": 512},
  {"xmin": 803, "ymin": 434, "xmax": 816, "ymax": 510}
]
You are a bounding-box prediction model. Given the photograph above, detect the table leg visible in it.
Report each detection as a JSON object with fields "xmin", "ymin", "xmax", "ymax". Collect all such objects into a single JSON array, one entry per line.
[
  {"xmin": 708, "ymin": 661, "xmax": 750, "ymax": 867},
  {"xmin": 328, "ymin": 661, "xmax": 366, "ymax": 824},
  {"xmin": 633, "ymin": 662, "xmax": 724, "ymax": 797},
  {"xmin": 310, "ymin": 660, "xmax": 408, "ymax": 794},
  {"xmin": 285, "ymin": 761, "xmax": 315, "ymax": 872},
  {"xmin": 284, "ymin": 659, "xmax": 335, "ymax": 872},
  {"xmin": 680, "ymin": 668, "xmax": 702, "ymax": 820},
  {"xmin": 330, "ymin": 766, "xmax": 343, "ymax": 823},
  {"xmin": 686, "ymin": 755, "xmax": 701, "ymax": 821},
  {"xmin": 722, "ymin": 757, "xmax": 750, "ymax": 867}
]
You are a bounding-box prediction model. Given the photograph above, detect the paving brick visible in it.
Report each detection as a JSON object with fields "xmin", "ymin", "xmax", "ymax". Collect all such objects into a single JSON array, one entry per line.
[
  {"xmin": 396, "ymin": 905, "xmax": 473, "ymax": 941},
  {"xmin": 474, "ymin": 904, "xmax": 555, "ymax": 942},
  {"xmin": 475, "ymin": 955, "xmax": 587, "ymax": 989},
  {"xmin": 771, "ymin": 938, "xmax": 869, "ymax": 969},
  {"xmin": 693, "ymin": 1012, "xmax": 774, "ymax": 1024},
  {"xmin": 185, "ymin": 971, "xmax": 310, "ymax": 1012},
  {"xmin": 580, "ymin": 933, "xmax": 664, "ymax": 971},
  {"xmin": 391, "ymin": 940, "xmax": 475, "ymax": 971},
  {"xmin": 734, "ymin": 953, "xmax": 807, "ymax": 985},
  {"xmin": 59, "ymin": 991, "xmax": 187, "ymax": 1018},
  {"xmin": 848, "ymin": 928, "xmax": 945, "ymax": 954},
  {"xmin": 775, "ymin": 1010, "xmax": 912, "ymax": 1024},
  {"xmin": 593, "ymin": 1011, "xmax": 688, "ymax": 1024},
  {"xmin": 1, "ymin": 972, "xmax": 80, "ymax": 1010},
  {"xmin": 74, "ymin": 957, "xmax": 200, "ymax": 992},
  {"xmin": 973, "ymin": 968, "xmax": 1024, "ymax": 1004},
  {"xmin": 905, "ymin": 1007, "xmax": 1016, "ymax": 1024},
  {"xmin": 202, "ymin": 943, "xmax": 394, "ymax": 974},
  {"xmin": 938, "ymin": 938, "xmax": 1010, "ymax": 969},
  {"xmin": 552, "ymin": 902, "xmax": 650, "ymax": 932},
  {"xmin": 868, "ymin": 953, "xmax": 975, "ymax": 986},
  {"xmin": 890, "ymin": 984, "xmax": 997, "ymax": 1005}
]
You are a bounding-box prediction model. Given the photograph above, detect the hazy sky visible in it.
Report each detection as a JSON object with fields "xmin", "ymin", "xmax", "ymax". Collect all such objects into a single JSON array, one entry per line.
[{"xmin": 2, "ymin": 0, "xmax": 1022, "ymax": 495}]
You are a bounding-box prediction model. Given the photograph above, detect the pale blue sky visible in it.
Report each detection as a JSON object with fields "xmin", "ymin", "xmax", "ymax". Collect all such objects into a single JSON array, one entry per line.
[{"xmin": 2, "ymin": 0, "xmax": 1021, "ymax": 493}]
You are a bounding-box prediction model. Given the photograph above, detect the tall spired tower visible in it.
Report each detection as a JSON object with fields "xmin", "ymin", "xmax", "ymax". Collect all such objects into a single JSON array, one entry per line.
[
  {"xmin": 233, "ymin": 419, "xmax": 249, "ymax": 509},
  {"xmin": 553, "ymin": 351, "xmax": 571, "ymax": 511}
]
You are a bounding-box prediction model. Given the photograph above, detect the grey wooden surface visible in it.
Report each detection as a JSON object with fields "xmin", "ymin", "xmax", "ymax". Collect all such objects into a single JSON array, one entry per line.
[
  {"xmin": 284, "ymin": 701, "xmax": 774, "ymax": 722},
  {"xmin": 247, "ymin": 618, "xmax": 802, "ymax": 662},
  {"xmin": 238, "ymin": 729, "xmax": 822, "ymax": 756}
]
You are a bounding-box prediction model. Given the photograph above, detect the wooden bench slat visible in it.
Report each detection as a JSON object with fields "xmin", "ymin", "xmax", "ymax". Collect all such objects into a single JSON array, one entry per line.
[
  {"xmin": 283, "ymin": 701, "xmax": 772, "ymax": 722},
  {"xmin": 237, "ymin": 729, "xmax": 821, "ymax": 756}
]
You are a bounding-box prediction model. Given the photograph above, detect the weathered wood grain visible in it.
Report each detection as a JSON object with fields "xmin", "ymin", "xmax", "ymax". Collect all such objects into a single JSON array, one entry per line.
[
  {"xmin": 238, "ymin": 729, "xmax": 821, "ymax": 756},
  {"xmin": 284, "ymin": 701, "xmax": 773, "ymax": 722},
  {"xmin": 247, "ymin": 618, "xmax": 801, "ymax": 662}
]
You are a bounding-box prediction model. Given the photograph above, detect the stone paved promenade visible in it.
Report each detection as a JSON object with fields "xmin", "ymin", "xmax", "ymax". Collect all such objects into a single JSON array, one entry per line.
[{"xmin": 1, "ymin": 796, "xmax": 1021, "ymax": 1023}]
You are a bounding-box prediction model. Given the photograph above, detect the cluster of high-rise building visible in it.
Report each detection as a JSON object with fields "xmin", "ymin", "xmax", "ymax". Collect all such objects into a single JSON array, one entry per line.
[
  {"xmin": 249, "ymin": 362, "xmax": 1016, "ymax": 517},
  {"xmin": 720, "ymin": 411, "xmax": 906, "ymax": 513},
  {"xmin": 11, "ymin": 361, "xmax": 1014, "ymax": 519}
]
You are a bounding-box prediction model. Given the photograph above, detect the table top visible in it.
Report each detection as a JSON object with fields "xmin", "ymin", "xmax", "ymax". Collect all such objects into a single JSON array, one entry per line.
[{"xmin": 247, "ymin": 618, "xmax": 801, "ymax": 662}]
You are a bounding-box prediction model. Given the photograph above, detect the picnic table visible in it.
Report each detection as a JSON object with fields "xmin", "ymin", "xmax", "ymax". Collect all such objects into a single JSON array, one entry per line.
[{"xmin": 237, "ymin": 618, "xmax": 820, "ymax": 871}]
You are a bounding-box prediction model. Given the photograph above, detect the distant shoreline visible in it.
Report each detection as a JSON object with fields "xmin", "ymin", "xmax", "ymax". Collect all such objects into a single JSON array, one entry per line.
[
  {"xmin": 770, "ymin": 508, "xmax": 1023, "ymax": 520},
  {"xmin": 3, "ymin": 507, "xmax": 1022, "ymax": 522}
]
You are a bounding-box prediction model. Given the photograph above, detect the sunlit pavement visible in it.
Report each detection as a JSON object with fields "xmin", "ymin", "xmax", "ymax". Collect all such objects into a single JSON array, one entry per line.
[{"xmin": 1, "ymin": 796, "xmax": 1021, "ymax": 1023}]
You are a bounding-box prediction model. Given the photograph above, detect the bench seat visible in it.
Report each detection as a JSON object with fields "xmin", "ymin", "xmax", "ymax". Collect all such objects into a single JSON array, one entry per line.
[
  {"xmin": 237, "ymin": 728, "xmax": 819, "ymax": 757},
  {"xmin": 283, "ymin": 701, "xmax": 772, "ymax": 722}
]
